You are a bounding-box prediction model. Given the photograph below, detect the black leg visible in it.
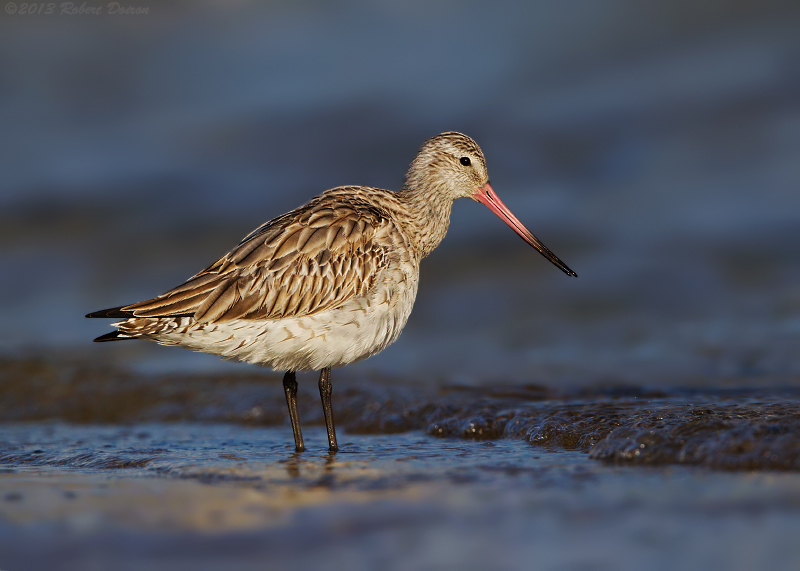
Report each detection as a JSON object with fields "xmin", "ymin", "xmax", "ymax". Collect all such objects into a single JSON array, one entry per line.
[
  {"xmin": 283, "ymin": 371, "xmax": 305, "ymax": 453},
  {"xmin": 318, "ymin": 367, "xmax": 338, "ymax": 453}
]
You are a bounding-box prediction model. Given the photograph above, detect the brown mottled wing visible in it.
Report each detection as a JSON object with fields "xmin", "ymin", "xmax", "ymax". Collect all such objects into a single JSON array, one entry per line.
[{"xmin": 122, "ymin": 191, "xmax": 390, "ymax": 323}]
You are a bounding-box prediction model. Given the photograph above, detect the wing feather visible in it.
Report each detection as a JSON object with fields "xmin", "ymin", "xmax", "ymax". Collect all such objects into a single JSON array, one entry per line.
[{"xmin": 121, "ymin": 191, "xmax": 392, "ymax": 324}]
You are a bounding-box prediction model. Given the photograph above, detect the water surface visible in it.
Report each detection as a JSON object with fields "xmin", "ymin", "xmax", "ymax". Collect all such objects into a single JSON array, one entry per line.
[{"xmin": 2, "ymin": 420, "xmax": 800, "ymax": 571}]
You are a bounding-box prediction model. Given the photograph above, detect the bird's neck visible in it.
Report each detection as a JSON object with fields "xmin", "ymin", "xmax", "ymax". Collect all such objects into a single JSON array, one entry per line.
[{"xmin": 399, "ymin": 182, "xmax": 453, "ymax": 259}]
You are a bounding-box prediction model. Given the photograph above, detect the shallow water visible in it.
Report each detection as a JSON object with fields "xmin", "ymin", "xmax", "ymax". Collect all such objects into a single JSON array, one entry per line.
[
  {"xmin": 3, "ymin": 356, "xmax": 800, "ymax": 471},
  {"xmin": 2, "ymin": 421, "xmax": 800, "ymax": 570},
  {"xmin": 2, "ymin": 358, "xmax": 800, "ymax": 568}
]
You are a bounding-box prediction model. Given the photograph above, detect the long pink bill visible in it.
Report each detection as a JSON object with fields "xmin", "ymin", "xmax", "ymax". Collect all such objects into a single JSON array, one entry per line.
[{"xmin": 473, "ymin": 182, "xmax": 577, "ymax": 277}]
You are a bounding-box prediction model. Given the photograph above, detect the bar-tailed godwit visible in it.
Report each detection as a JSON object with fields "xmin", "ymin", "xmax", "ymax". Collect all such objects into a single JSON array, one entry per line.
[{"xmin": 87, "ymin": 132, "xmax": 576, "ymax": 452}]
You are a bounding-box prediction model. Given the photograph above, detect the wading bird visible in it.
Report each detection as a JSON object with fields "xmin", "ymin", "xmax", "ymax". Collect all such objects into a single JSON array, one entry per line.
[{"xmin": 87, "ymin": 132, "xmax": 576, "ymax": 452}]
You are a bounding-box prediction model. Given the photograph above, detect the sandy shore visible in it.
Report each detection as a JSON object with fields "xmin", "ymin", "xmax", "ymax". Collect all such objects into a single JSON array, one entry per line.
[{"xmin": 2, "ymin": 423, "xmax": 800, "ymax": 570}]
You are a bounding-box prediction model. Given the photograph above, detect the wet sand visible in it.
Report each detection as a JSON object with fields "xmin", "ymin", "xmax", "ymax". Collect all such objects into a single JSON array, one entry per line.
[
  {"xmin": 2, "ymin": 358, "xmax": 800, "ymax": 570},
  {"xmin": 3, "ymin": 425, "xmax": 800, "ymax": 570}
]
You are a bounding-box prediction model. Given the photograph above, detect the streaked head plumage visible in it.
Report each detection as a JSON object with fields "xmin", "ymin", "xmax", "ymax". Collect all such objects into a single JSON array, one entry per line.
[{"xmin": 403, "ymin": 131, "xmax": 489, "ymax": 200}]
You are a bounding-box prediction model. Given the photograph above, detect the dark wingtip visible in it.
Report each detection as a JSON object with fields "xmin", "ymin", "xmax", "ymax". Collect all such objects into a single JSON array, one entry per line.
[
  {"xmin": 93, "ymin": 331, "xmax": 133, "ymax": 342},
  {"xmin": 85, "ymin": 307, "xmax": 134, "ymax": 319}
]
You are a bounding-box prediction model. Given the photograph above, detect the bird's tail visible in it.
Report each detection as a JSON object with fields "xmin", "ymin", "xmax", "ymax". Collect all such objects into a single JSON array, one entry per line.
[
  {"xmin": 85, "ymin": 306, "xmax": 136, "ymax": 342},
  {"xmin": 85, "ymin": 307, "xmax": 134, "ymax": 319}
]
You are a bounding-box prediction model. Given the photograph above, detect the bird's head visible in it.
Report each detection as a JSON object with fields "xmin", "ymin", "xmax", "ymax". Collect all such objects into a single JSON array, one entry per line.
[
  {"xmin": 404, "ymin": 131, "xmax": 489, "ymax": 201},
  {"xmin": 405, "ymin": 131, "xmax": 577, "ymax": 277}
]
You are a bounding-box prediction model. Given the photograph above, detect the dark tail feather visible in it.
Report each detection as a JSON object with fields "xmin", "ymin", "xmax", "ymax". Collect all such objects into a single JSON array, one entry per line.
[
  {"xmin": 93, "ymin": 331, "xmax": 136, "ymax": 342},
  {"xmin": 86, "ymin": 307, "xmax": 135, "ymax": 319},
  {"xmin": 86, "ymin": 306, "xmax": 195, "ymax": 319},
  {"xmin": 87, "ymin": 307, "xmax": 136, "ymax": 342}
]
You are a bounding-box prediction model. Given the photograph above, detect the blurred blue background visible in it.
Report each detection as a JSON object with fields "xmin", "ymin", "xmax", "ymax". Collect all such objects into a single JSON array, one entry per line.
[{"xmin": 1, "ymin": 0, "xmax": 798, "ymax": 386}]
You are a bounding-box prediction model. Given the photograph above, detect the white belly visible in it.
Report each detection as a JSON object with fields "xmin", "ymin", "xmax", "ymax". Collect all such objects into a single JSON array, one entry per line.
[{"xmin": 147, "ymin": 267, "xmax": 419, "ymax": 372}]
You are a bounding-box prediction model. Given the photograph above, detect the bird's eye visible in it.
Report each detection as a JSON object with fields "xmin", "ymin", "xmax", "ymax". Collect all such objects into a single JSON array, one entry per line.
[{"xmin": 459, "ymin": 157, "xmax": 471, "ymax": 166}]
